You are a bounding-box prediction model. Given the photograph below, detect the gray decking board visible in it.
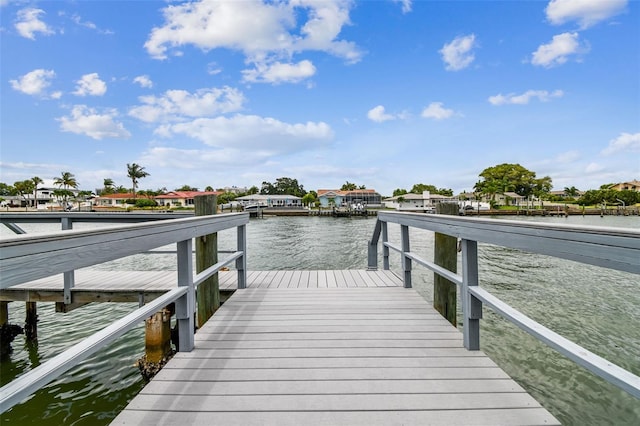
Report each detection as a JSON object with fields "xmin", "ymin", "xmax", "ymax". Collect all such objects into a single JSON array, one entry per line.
[
  {"xmin": 0, "ymin": 269, "xmax": 403, "ymax": 303},
  {"xmin": 111, "ymin": 287, "xmax": 559, "ymax": 425}
]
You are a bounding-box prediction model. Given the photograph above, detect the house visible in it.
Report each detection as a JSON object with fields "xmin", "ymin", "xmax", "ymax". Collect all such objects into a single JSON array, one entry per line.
[
  {"xmin": 383, "ymin": 191, "xmax": 454, "ymax": 212},
  {"xmin": 235, "ymin": 194, "xmax": 303, "ymax": 208},
  {"xmin": 154, "ymin": 191, "xmax": 222, "ymax": 208},
  {"xmin": 317, "ymin": 189, "xmax": 382, "ymax": 208},
  {"xmin": 7, "ymin": 186, "xmax": 85, "ymax": 209},
  {"xmin": 549, "ymin": 190, "xmax": 584, "ymax": 199},
  {"xmin": 493, "ymin": 192, "xmax": 526, "ymax": 206},
  {"xmin": 94, "ymin": 193, "xmax": 140, "ymax": 208},
  {"xmin": 610, "ymin": 180, "xmax": 640, "ymax": 192}
]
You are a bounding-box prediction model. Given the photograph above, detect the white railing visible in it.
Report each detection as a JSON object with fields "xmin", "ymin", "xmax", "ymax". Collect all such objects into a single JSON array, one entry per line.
[
  {"xmin": 0, "ymin": 212, "xmax": 249, "ymax": 412},
  {"xmin": 368, "ymin": 211, "xmax": 640, "ymax": 399}
]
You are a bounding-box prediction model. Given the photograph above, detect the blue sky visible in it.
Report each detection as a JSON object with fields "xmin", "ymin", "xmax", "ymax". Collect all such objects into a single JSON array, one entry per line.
[{"xmin": 1, "ymin": 0, "xmax": 638, "ymax": 196}]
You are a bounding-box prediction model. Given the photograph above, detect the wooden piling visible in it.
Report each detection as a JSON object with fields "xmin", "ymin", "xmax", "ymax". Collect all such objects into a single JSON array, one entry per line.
[
  {"xmin": 0, "ymin": 302, "xmax": 7, "ymax": 327},
  {"xmin": 25, "ymin": 302, "xmax": 38, "ymax": 340},
  {"xmin": 144, "ymin": 309, "xmax": 172, "ymax": 364},
  {"xmin": 433, "ymin": 202, "xmax": 459, "ymax": 326},
  {"xmin": 195, "ymin": 194, "xmax": 219, "ymax": 328}
]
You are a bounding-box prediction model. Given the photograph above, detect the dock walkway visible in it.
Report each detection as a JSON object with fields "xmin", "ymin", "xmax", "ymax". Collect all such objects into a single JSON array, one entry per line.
[{"xmin": 110, "ymin": 271, "xmax": 558, "ymax": 425}]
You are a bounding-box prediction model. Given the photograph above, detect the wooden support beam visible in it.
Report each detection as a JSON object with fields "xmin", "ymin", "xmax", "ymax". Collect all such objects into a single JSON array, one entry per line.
[
  {"xmin": 25, "ymin": 302, "xmax": 37, "ymax": 340},
  {"xmin": 0, "ymin": 302, "xmax": 7, "ymax": 326},
  {"xmin": 195, "ymin": 195, "xmax": 219, "ymax": 328},
  {"xmin": 55, "ymin": 302, "xmax": 90, "ymax": 313},
  {"xmin": 144, "ymin": 309, "xmax": 172, "ymax": 364},
  {"xmin": 433, "ymin": 203, "xmax": 459, "ymax": 327}
]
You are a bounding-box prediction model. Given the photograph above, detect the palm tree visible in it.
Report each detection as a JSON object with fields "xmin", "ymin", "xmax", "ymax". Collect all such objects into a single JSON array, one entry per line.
[
  {"xmin": 31, "ymin": 176, "xmax": 43, "ymax": 208},
  {"xmin": 564, "ymin": 186, "xmax": 579, "ymax": 198},
  {"xmin": 53, "ymin": 172, "xmax": 78, "ymax": 208},
  {"xmin": 103, "ymin": 178, "xmax": 115, "ymax": 195},
  {"xmin": 126, "ymin": 163, "xmax": 150, "ymax": 199}
]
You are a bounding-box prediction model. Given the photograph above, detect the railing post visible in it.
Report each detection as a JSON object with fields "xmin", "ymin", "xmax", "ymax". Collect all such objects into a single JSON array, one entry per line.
[
  {"xmin": 236, "ymin": 224, "xmax": 247, "ymax": 289},
  {"xmin": 61, "ymin": 218, "xmax": 74, "ymax": 304},
  {"xmin": 382, "ymin": 221, "xmax": 389, "ymax": 270},
  {"xmin": 461, "ymin": 239, "xmax": 482, "ymax": 350},
  {"xmin": 176, "ymin": 239, "xmax": 194, "ymax": 351},
  {"xmin": 367, "ymin": 220, "xmax": 380, "ymax": 271},
  {"xmin": 401, "ymin": 224, "xmax": 411, "ymax": 288}
]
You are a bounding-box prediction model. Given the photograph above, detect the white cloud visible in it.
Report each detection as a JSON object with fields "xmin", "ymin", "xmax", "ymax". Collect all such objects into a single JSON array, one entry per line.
[
  {"xmin": 144, "ymin": 0, "xmax": 362, "ymax": 83},
  {"xmin": 129, "ymin": 86, "xmax": 245, "ymax": 123},
  {"xmin": 367, "ymin": 105, "xmax": 396, "ymax": 122},
  {"xmin": 393, "ymin": 0, "xmax": 413, "ymax": 14},
  {"xmin": 157, "ymin": 114, "xmax": 333, "ymax": 155},
  {"xmin": 10, "ymin": 68, "xmax": 60, "ymax": 99},
  {"xmin": 73, "ymin": 73, "xmax": 107, "ymax": 96},
  {"xmin": 545, "ymin": 0, "xmax": 628, "ymax": 29},
  {"xmin": 14, "ymin": 8, "xmax": 54, "ymax": 39},
  {"xmin": 440, "ymin": 34, "xmax": 477, "ymax": 71},
  {"xmin": 10, "ymin": 69, "xmax": 56, "ymax": 96},
  {"xmin": 488, "ymin": 89, "xmax": 564, "ymax": 105},
  {"xmin": 242, "ymin": 60, "xmax": 316, "ymax": 84},
  {"xmin": 207, "ymin": 62, "xmax": 222, "ymax": 75},
  {"xmin": 69, "ymin": 13, "xmax": 114, "ymax": 35},
  {"xmin": 421, "ymin": 102, "xmax": 454, "ymax": 120},
  {"xmin": 601, "ymin": 132, "xmax": 640, "ymax": 155},
  {"xmin": 531, "ymin": 32, "xmax": 588, "ymax": 68},
  {"xmin": 133, "ymin": 75, "xmax": 153, "ymax": 88},
  {"xmin": 58, "ymin": 105, "xmax": 131, "ymax": 140}
]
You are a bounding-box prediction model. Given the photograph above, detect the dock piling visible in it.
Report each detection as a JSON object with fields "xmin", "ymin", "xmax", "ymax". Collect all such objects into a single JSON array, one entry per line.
[
  {"xmin": 195, "ymin": 195, "xmax": 219, "ymax": 328},
  {"xmin": 24, "ymin": 302, "xmax": 37, "ymax": 341},
  {"xmin": 433, "ymin": 203, "xmax": 459, "ymax": 326}
]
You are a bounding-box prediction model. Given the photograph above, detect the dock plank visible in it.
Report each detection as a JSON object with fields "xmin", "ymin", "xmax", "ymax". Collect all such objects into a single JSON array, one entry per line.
[
  {"xmin": 1, "ymin": 270, "xmax": 406, "ymax": 303},
  {"xmin": 112, "ymin": 287, "xmax": 559, "ymax": 425}
]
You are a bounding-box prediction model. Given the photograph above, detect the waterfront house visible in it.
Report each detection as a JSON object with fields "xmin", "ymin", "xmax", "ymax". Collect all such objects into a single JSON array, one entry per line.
[
  {"xmin": 236, "ymin": 194, "xmax": 303, "ymax": 208},
  {"xmin": 610, "ymin": 180, "xmax": 640, "ymax": 192},
  {"xmin": 383, "ymin": 191, "xmax": 454, "ymax": 212},
  {"xmin": 317, "ymin": 189, "xmax": 383, "ymax": 208},
  {"xmin": 493, "ymin": 192, "xmax": 526, "ymax": 206},
  {"xmin": 549, "ymin": 190, "xmax": 585, "ymax": 199},
  {"xmin": 154, "ymin": 191, "xmax": 222, "ymax": 208},
  {"xmin": 4, "ymin": 186, "xmax": 85, "ymax": 209},
  {"xmin": 94, "ymin": 193, "xmax": 141, "ymax": 208}
]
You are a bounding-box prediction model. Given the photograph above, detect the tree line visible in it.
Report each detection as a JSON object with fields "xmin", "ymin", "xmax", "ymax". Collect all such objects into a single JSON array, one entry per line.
[{"xmin": 1, "ymin": 162, "xmax": 637, "ymax": 208}]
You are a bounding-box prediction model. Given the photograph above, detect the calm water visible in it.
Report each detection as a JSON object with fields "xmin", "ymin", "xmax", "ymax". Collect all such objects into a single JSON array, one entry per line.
[{"xmin": 1, "ymin": 215, "xmax": 639, "ymax": 425}]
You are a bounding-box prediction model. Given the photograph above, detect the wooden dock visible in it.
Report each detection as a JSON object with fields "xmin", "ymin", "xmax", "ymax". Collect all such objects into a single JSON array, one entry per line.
[{"xmin": 92, "ymin": 271, "xmax": 559, "ymax": 425}]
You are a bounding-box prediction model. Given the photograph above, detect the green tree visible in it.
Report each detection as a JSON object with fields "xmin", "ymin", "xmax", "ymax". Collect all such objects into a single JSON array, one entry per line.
[
  {"xmin": 175, "ymin": 185, "xmax": 199, "ymax": 191},
  {"xmin": 564, "ymin": 186, "xmax": 579, "ymax": 198},
  {"xmin": 31, "ymin": 176, "xmax": 43, "ymax": 208},
  {"xmin": 102, "ymin": 178, "xmax": 116, "ymax": 195},
  {"xmin": 260, "ymin": 177, "xmax": 306, "ymax": 197},
  {"xmin": 13, "ymin": 180, "xmax": 35, "ymax": 209},
  {"xmin": 75, "ymin": 190, "xmax": 93, "ymax": 210},
  {"xmin": 205, "ymin": 186, "xmax": 214, "ymax": 192},
  {"xmin": 341, "ymin": 181, "xmax": 357, "ymax": 191},
  {"xmin": 217, "ymin": 192, "xmax": 237, "ymax": 205},
  {"xmin": 393, "ymin": 188, "xmax": 408, "ymax": 197},
  {"xmin": 302, "ymin": 192, "xmax": 317, "ymax": 206},
  {"xmin": 126, "ymin": 163, "xmax": 150, "ymax": 199},
  {"xmin": 53, "ymin": 171, "xmax": 78, "ymax": 207},
  {"xmin": 474, "ymin": 163, "xmax": 551, "ymax": 199},
  {"xmin": 0, "ymin": 183, "xmax": 13, "ymax": 196}
]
